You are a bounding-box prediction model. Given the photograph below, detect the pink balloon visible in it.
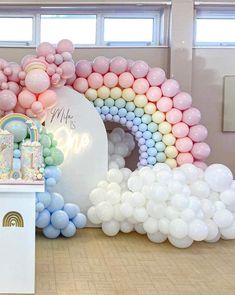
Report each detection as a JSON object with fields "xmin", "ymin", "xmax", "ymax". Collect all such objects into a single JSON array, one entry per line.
[
  {"xmin": 110, "ymin": 57, "xmax": 128, "ymax": 75},
  {"xmin": 18, "ymin": 71, "xmax": 26, "ymax": 80},
  {"xmin": 7, "ymin": 63, "xmax": 21, "ymax": 83},
  {"xmin": 127, "ymin": 59, "xmax": 134, "ymax": 71},
  {"xmin": 36, "ymin": 42, "xmax": 55, "ymax": 57},
  {"xmin": 172, "ymin": 122, "xmax": 189, "ymax": 138},
  {"xmin": 175, "ymin": 137, "xmax": 193, "ymax": 153},
  {"xmin": 60, "ymin": 61, "xmax": 75, "ymax": 79},
  {"xmin": 66, "ymin": 74, "xmax": 76, "ymax": 85},
  {"xmin": 75, "ymin": 60, "xmax": 92, "ymax": 78},
  {"xmin": 146, "ymin": 86, "xmax": 162, "ymax": 102},
  {"xmin": 133, "ymin": 78, "xmax": 149, "ymax": 94},
  {"xmin": 188, "ymin": 125, "xmax": 208, "ymax": 142},
  {"xmin": 61, "ymin": 52, "xmax": 72, "ymax": 61},
  {"xmin": 37, "ymin": 109, "xmax": 47, "ymax": 123},
  {"xmin": 57, "ymin": 39, "xmax": 74, "ymax": 54},
  {"xmin": 26, "ymin": 108, "xmax": 37, "ymax": 118},
  {"xmin": 92, "ymin": 56, "xmax": 110, "ymax": 74},
  {"xmin": 73, "ymin": 78, "xmax": 89, "ymax": 93},
  {"xmin": 161, "ymin": 79, "xmax": 180, "ymax": 97},
  {"xmin": 25, "ymin": 69, "xmax": 50, "ymax": 94},
  {"xmin": 131, "ymin": 61, "xmax": 149, "ymax": 78},
  {"xmin": 1, "ymin": 82, "xmax": 8, "ymax": 90},
  {"xmin": 177, "ymin": 153, "xmax": 194, "ymax": 166},
  {"xmin": 173, "ymin": 92, "xmax": 192, "ymax": 110},
  {"xmin": 118, "ymin": 72, "xmax": 134, "ymax": 88},
  {"xmin": 0, "ymin": 90, "xmax": 17, "ymax": 111},
  {"xmin": 0, "ymin": 71, "xmax": 7, "ymax": 83},
  {"xmin": 166, "ymin": 108, "xmax": 182, "ymax": 124},
  {"xmin": 182, "ymin": 107, "xmax": 201, "ymax": 126},
  {"xmin": 0, "ymin": 58, "xmax": 8, "ymax": 70},
  {"xmin": 14, "ymin": 102, "xmax": 25, "ymax": 114},
  {"xmin": 54, "ymin": 54, "xmax": 63, "ymax": 66},
  {"xmin": 191, "ymin": 142, "xmax": 211, "ymax": 160},
  {"xmin": 87, "ymin": 73, "xmax": 103, "ymax": 89},
  {"xmin": 46, "ymin": 54, "xmax": 55, "ymax": 63},
  {"xmin": 38, "ymin": 90, "xmax": 57, "ymax": 109},
  {"xmin": 18, "ymin": 89, "xmax": 36, "ymax": 108},
  {"xmin": 193, "ymin": 161, "xmax": 208, "ymax": 171},
  {"xmin": 31, "ymin": 101, "xmax": 43, "ymax": 114},
  {"xmin": 157, "ymin": 97, "xmax": 173, "ymax": 112},
  {"xmin": 146, "ymin": 67, "xmax": 166, "ymax": 86},
  {"xmin": 47, "ymin": 64, "xmax": 56, "ymax": 76},
  {"xmin": 4, "ymin": 66, "xmax": 12, "ymax": 76},
  {"xmin": 8, "ymin": 82, "xmax": 20, "ymax": 95},
  {"xmin": 104, "ymin": 72, "xmax": 118, "ymax": 88}
]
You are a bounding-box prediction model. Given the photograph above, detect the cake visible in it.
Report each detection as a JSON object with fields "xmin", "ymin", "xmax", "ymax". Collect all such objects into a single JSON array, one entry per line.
[{"xmin": 0, "ymin": 129, "xmax": 14, "ymax": 180}]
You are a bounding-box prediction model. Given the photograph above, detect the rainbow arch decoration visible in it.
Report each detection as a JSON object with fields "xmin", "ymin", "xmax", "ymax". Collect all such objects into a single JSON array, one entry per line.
[
  {"xmin": 2, "ymin": 211, "xmax": 24, "ymax": 227},
  {"xmin": 72, "ymin": 57, "xmax": 210, "ymax": 169},
  {"xmin": 0, "ymin": 113, "xmax": 39, "ymax": 142}
]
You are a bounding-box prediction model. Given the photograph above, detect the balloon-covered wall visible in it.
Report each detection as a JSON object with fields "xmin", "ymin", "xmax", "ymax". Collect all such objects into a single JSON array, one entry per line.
[{"xmin": 1, "ymin": 39, "xmax": 235, "ymax": 248}]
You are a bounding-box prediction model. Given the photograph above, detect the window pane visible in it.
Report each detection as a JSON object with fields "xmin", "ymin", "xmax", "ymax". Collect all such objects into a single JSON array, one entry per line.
[
  {"xmin": 41, "ymin": 15, "xmax": 96, "ymax": 44},
  {"xmin": 104, "ymin": 18, "xmax": 154, "ymax": 43},
  {"xmin": 0, "ymin": 17, "xmax": 32, "ymax": 42},
  {"xmin": 196, "ymin": 19, "xmax": 235, "ymax": 44}
]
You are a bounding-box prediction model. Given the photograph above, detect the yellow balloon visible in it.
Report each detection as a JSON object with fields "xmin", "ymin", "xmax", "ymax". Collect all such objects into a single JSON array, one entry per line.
[
  {"xmin": 110, "ymin": 87, "xmax": 122, "ymax": 99},
  {"xmin": 165, "ymin": 146, "xmax": 178, "ymax": 158},
  {"xmin": 134, "ymin": 94, "xmax": 148, "ymax": 108},
  {"xmin": 122, "ymin": 88, "xmax": 136, "ymax": 102},
  {"xmin": 144, "ymin": 103, "xmax": 157, "ymax": 115},
  {"xmin": 165, "ymin": 158, "xmax": 177, "ymax": 168},
  {"xmin": 152, "ymin": 111, "xmax": 165, "ymax": 124},
  {"xmin": 97, "ymin": 86, "xmax": 110, "ymax": 99},
  {"xmin": 85, "ymin": 88, "xmax": 97, "ymax": 101},
  {"xmin": 158, "ymin": 121, "xmax": 172, "ymax": 134},
  {"xmin": 162, "ymin": 133, "xmax": 176, "ymax": 146}
]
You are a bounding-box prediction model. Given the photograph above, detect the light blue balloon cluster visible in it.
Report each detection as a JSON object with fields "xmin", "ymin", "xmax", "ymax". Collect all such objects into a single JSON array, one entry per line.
[{"xmin": 36, "ymin": 191, "xmax": 87, "ymax": 238}]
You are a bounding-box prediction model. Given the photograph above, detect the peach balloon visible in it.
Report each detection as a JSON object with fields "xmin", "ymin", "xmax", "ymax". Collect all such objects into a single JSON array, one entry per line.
[
  {"xmin": 7, "ymin": 63, "xmax": 21, "ymax": 83},
  {"xmin": 57, "ymin": 39, "xmax": 74, "ymax": 54},
  {"xmin": 104, "ymin": 72, "xmax": 118, "ymax": 88},
  {"xmin": 146, "ymin": 67, "xmax": 166, "ymax": 86},
  {"xmin": 75, "ymin": 60, "xmax": 92, "ymax": 78},
  {"xmin": 146, "ymin": 86, "xmax": 162, "ymax": 102},
  {"xmin": 175, "ymin": 137, "xmax": 193, "ymax": 153},
  {"xmin": 18, "ymin": 89, "xmax": 36, "ymax": 108},
  {"xmin": 176, "ymin": 153, "xmax": 194, "ymax": 166},
  {"xmin": 173, "ymin": 92, "xmax": 192, "ymax": 110},
  {"xmin": 133, "ymin": 78, "xmax": 149, "ymax": 94},
  {"xmin": 193, "ymin": 161, "xmax": 208, "ymax": 171},
  {"xmin": 92, "ymin": 56, "xmax": 110, "ymax": 74},
  {"xmin": 38, "ymin": 90, "xmax": 57, "ymax": 109},
  {"xmin": 157, "ymin": 97, "xmax": 173, "ymax": 112},
  {"xmin": 188, "ymin": 125, "xmax": 208, "ymax": 142},
  {"xmin": 172, "ymin": 122, "xmax": 189, "ymax": 138},
  {"xmin": 0, "ymin": 90, "xmax": 17, "ymax": 111},
  {"xmin": 88, "ymin": 73, "xmax": 103, "ymax": 89},
  {"xmin": 182, "ymin": 107, "xmax": 201, "ymax": 126},
  {"xmin": 73, "ymin": 78, "xmax": 89, "ymax": 93},
  {"xmin": 119, "ymin": 72, "xmax": 134, "ymax": 88},
  {"xmin": 60, "ymin": 61, "xmax": 75, "ymax": 79},
  {"xmin": 161, "ymin": 79, "xmax": 180, "ymax": 97},
  {"xmin": 14, "ymin": 102, "xmax": 25, "ymax": 114},
  {"xmin": 36, "ymin": 42, "xmax": 55, "ymax": 57},
  {"xmin": 131, "ymin": 60, "xmax": 149, "ymax": 78},
  {"xmin": 31, "ymin": 101, "xmax": 43, "ymax": 114},
  {"xmin": 110, "ymin": 57, "xmax": 128, "ymax": 75},
  {"xmin": 166, "ymin": 108, "xmax": 182, "ymax": 124},
  {"xmin": 191, "ymin": 142, "xmax": 211, "ymax": 160},
  {"xmin": 26, "ymin": 108, "xmax": 37, "ymax": 118},
  {"xmin": 66, "ymin": 74, "xmax": 76, "ymax": 85}
]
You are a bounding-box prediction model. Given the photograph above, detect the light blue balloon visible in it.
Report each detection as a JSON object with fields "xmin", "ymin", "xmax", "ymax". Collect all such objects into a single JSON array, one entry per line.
[
  {"xmin": 100, "ymin": 114, "xmax": 105, "ymax": 121},
  {"xmin": 134, "ymin": 108, "xmax": 144, "ymax": 117},
  {"xmin": 146, "ymin": 139, "xmax": 155, "ymax": 148},
  {"xmin": 46, "ymin": 177, "xmax": 56, "ymax": 187},
  {"xmin": 94, "ymin": 98, "xmax": 104, "ymax": 107},
  {"xmin": 141, "ymin": 114, "xmax": 151, "ymax": 124},
  {"xmin": 72, "ymin": 213, "xmax": 87, "ymax": 229},
  {"xmin": 44, "ymin": 166, "xmax": 62, "ymax": 182},
  {"xmin": 36, "ymin": 212, "xmax": 39, "ymax": 219},
  {"xmin": 115, "ymin": 98, "xmax": 126, "ymax": 108},
  {"xmin": 61, "ymin": 221, "xmax": 77, "ymax": 238},
  {"xmin": 126, "ymin": 102, "xmax": 135, "ymax": 112},
  {"xmin": 32, "ymin": 119, "xmax": 43, "ymax": 134},
  {"xmin": 64, "ymin": 203, "xmax": 80, "ymax": 219},
  {"xmin": 95, "ymin": 106, "xmax": 101, "ymax": 114},
  {"xmin": 113, "ymin": 115, "xmax": 120, "ymax": 122},
  {"xmin": 13, "ymin": 149, "xmax": 21, "ymax": 158},
  {"xmin": 156, "ymin": 152, "xmax": 166, "ymax": 162},
  {"xmin": 152, "ymin": 132, "xmax": 162, "ymax": 142},
  {"xmin": 13, "ymin": 158, "xmax": 21, "ymax": 171},
  {"xmin": 143, "ymin": 131, "xmax": 152, "ymax": 139},
  {"xmin": 47, "ymin": 193, "xmax": 64, "ymax": 213},
  {"xmin": 147, "ymin": 156, "xmax": 157, "ymax": 165},
  {"xmin": 105, "ymin": 98, "xmax": 115, "ymax": 107},
  {"xmin": 155, "ymin": 141, "xmax": 166, "ymax": 152},
  {"xmin": 138, "ymin": 123, "xmax": 147, "ymax": 132},
  {"xmin": 36, "ymin": 209, "xmax": 50, "ymax": 228},
  {"xmin": 110, "ymin": 106, "xmax": 118, "ymax": 115},
  {"xmin": 101, "ymin": 105, "xmax": 109, "ymax": 115},
  {"xmin": 148, "ymin": 147, "xmax": 157, "ymax": 157},
  {"xmin": 105, "ymin": 114, "xmax": 112, "ymax": 121},
  {"xmin": 126, "ymin": 121, "xmax": 133, "ymax": 129},
  {"xmin": 120, "ymin": 117, "xmax": 127, "ymax": 125},
  {"xmin": 135, "ymin": 131, "xmax": 142, "ymax": 138},
  {"xmin": 118, "ymin": 108, "xmax": 127, "ymax": 117},
  {"xmin": 43, "ymin": 224, "xmax": 60, "ymax": 239},
  {"xmin": 4, "ymin": 121, "xmax": 28, "ymax": 143},
  {"xmin": 148, "ymin": 122, "xmax": 158, "ymax": 133},
  {"xmin": 51, "ymin": 210, "xmax": 69, "ymax": 230},
  {"xmin": 133, "ymin": 117, "xmax": 141, "ymax": 126},
  {"xmin": 37, "ymin": 191, "xmax": 52, "ymax": 208},
  {"xmin": 126, "ymin": 112, "xmax": 135, "ymax": 121},
  {"xmin": 36, "ymin": 202, "xmax": 45, "ymax": 213}
]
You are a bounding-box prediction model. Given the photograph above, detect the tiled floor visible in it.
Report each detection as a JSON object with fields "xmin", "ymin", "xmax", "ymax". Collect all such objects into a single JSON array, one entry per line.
[{"xmin": 35, "ymin": 228, "xmax": 235, "ymax": 295}]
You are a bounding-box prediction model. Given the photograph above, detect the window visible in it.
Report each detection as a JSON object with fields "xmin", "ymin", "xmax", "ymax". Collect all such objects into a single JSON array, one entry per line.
[
  {"xmin": 0, "ymin": 5, "xmax": 167, "ymax": 47},
  {"xmin": 195, "ymin": 9, "xmax": 235, "ymax": 46}
]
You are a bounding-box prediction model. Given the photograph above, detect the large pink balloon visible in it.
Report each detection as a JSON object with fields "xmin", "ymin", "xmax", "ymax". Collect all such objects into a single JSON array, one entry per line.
[
  {"xmin": 73, "ymin": 78, "xmax": 89, "ymax": 93},
  {"xmin": 182, "ymin": 107, "xmax": 201, "ymax": 126},
  {"xmin": 176, "ymin": 153, "xmax": 194, "ymax": 165},
  {"xmin": 87, "ymin": 73, "xmax": 103, "ymax": 89},
  {"xmin": 191, "ymin": 142, "xmax": 211, "ymax": 160},
  {"xmin": 36, "ymin": 42, "xmax": 55, "ymax": 57},
  {"xmin": 188, "ymin": 125, "xmax": 208, "ymax": 142},
  {"xmin": 57, "ymin": 39, "xmax": 74, "ymax": 54},
  {"xmin": 146, "ymin": 86, "xmax": 162, "ymax": 102},
  {"xmin": 60, "ymin": 61, "xmax": 75, "ymax": 79},
  {"xmin": 104, "ymin": 72, "xmax": 118, "ymax": 88},
  {"xmin": 75, "ymin": 60, "xmax": 92, "ymax": 78},
  {"xmin": 172, "ymin": 122, "xmax": 189, "ymax": 138},
  {"xmin": 131, "ymin": 61, "xmax": 149, "ymax": 78},
  {"xmin": 18, "ymin": 89, "xmax": 36, "ymax": 108},
  {"xmin": 93, "ymin": 56, "xmax": 110, "ymax": 74},
  {"xmin": 173, "ymin": 92, "xmax": 192, "ymax": 110},
  {"xmin": 157, "ymin": 97, "xmax": 173, "ymax": 112},
  {"xmin": 0, "ymin": 90, "xmax": 17, "ymax": 111},
  {"xmin": 110, "ymin": 57, "xmax": 128, "ymax": 75},
  {"xmin": 146, "ymin": 67, "xmax": 166, "ymax": 86},
  {"xmin": 25, "ymin": 69, "xmax": 50, "ymax": 94},
  {"xmin": 133, "ymin": 78, "xmax": 149, "ymax": 94},
  {"xmin": 166, "ymin": 108, "xmax": 182, "ymax": 124},
  {"xmin": 176, "ymin": 137, "xmax": 193, "ymax": 152},
  {"xmin": 38, "ymin": 90, "xmax": 57, "ymax": 109},
  {"xmin": 161, "ymin": 79, "xmax": 180, "ymax": 97},
  {"xmin": 119, "ymin": 72, "xmax": 134, "ymax": 88}
]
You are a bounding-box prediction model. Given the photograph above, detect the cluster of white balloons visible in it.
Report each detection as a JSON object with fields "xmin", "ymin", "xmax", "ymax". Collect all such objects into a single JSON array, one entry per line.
[
  {"xmin": 88, "ymin": 161, "xmax": 235, "ymax": 248},
  {"xmin": 108, "ymin": 127, "xmax": 135, "ymax": 170}
]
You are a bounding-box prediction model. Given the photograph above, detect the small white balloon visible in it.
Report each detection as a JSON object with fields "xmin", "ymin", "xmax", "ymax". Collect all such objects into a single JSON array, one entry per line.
[
  {"xmin": 128, "ymin": 176, "xmax": 144, "ymax": 192},
  {"xmin": 147, "ymin": 232, "xmax": 167, "ymax": 243},
  {"xmin": 96, "ymin": 201, "xmax": 114, "ymax": 221},
  {"xmin": 205, "ymin": 219, "xmax": 219, "ymax": 241},
  {"xmin": 87, "ymin": 206, "xmax": 102, "ymax": 224},
  {"xmin": 168, "ymin": 235, "xmax": 193, "ymax": 248},
  {"xmin": 107, "ymin": 169, "xmax": 123, "ymax": 184},
  {"xmin": 134, "ymin": 223, "xmax": 146, "ymax": 234},
  {"xmin": 188, "ymin": 219, "xmax": 208, "ymax": 241},
  {"xmin": 133, "ymin": 207, "xmax": 148, "ymax": 222},
  {"xmin": 158, "ymin": 218, "xmax": 170, "ymax": 235},
  {"xmin": 170, "ymin": 194, "xmax": 189, "ymax": 211},
  {"xmin": 89, "ymin": 188, "xmax": 107, "ymax": 205},
  {"xmin": 190, "ymin": 180, "xmax": 210, "ymax": 198},
  {"xmin": 169, "ymin": 218, "xmax": 188, "ymax": 239},
  {"xmin": 220, "ymin": 221, "xmax": 235, "ymax": 239},
  {"xmin": 213, "ymin": 209, "xmax": 234, "ymax": 228},
  {"xmin": 120, "ymin": 221, "xmax": 134, "ymax": 233},
  {"xmin": 120, "ymin": 202, "xmax": 133, "ymax": 218},
  {"xmin": 102, "ymin": 220, "xmax": 120, "ymax": 236},
  {"xmin": 143, "ymin": 217, "xmax": 158, "ymax": 234}
]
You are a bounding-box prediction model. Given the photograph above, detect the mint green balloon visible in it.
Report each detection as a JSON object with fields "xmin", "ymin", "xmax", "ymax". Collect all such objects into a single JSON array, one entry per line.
[
  {"xmin": 142, "ymin": 114, "xmax": 151, "ymax": 124},
  {"xmin": 50, "ymin": 147, "xmax": 64, "ymax": 166},
  {"xmin": 152, "ymin": 132, "xmax": 162, "ymax": 142},
  {"xmin": 126, "ymin": 102, "xmax": 135, "ymax": 112},
  {"xmin": 134, "ymin": 108, "xmax": 144, "ymax": 117},
  {"xmin": 40, "ymin": 134, "xmax": 51, "ymax": 148},
  {"xmin": 115, "ymin": 98, "xmax": 126, "ymax": 109},
  {"xmin": 4, "ymin": 121, "xmax": 28, "ymax": 143},
  {"xmin": 51, "ymin": 139, "xmax": 57, "ymax": 147},
  {"xmin": 45, "ymin": 156, "xmax": 54, "ymax": 166},
  {"xmin": 41, "ymin": 126, "xmax": 47, "ymax": 134},
  {"xmin": 105, "ymin": 98, "xmax": 115, "ymax": 107},
  {"xmin": 43, "ymin": 148, "xmax": 51, "ymax": 157},
  {"xmin": 94, "ymin": 98, "xmax": 104, "ymax": 107},
  {"xmin": 156, "ymin": 152, "xmax": 166, "ymax": 162},
  {"xmin": 148, "ymin": 122, "xmax": 158, "ymax": 132},
  {"xmin": 155, "ymin": 141, "xmax": 166, "ymax": 152},
  {"xmin": 14, "ymin": 143, "xmax": 19, "ymax": 150},
  {"xmin": 48, "ymin": 133, "xmax": 54, "ymax": 140}
]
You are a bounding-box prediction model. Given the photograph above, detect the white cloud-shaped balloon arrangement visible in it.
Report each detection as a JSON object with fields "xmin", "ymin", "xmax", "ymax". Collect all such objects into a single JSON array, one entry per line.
[{"xmin": 88, "ymin": 128, "xmax": 235, "ymax": 248}]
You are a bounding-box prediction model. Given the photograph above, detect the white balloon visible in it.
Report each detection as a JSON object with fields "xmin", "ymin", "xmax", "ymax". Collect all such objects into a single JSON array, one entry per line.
[
  {"xmin": 188, "ymin": 196, "xmax": 201, "ymax": 212},
  {"xmin": 158, "ymin": 218, "xmax": 170, "ymax": 235},
  {"xmin": 153, "ymin": 163, "xmax": 171, "ymax": 173},
  {"xmin": 102, "ymin": 220, "xmax": 120, "ymax": 236},
  {"xmin": 204, "ymin": 164, "xmax": 233, "ymax": 192},
  {"xmin": 205, "ymin": 219, "xmax": 219, "ymax": 241},
  {"xmin": 119, "ymin": 202, "xmax": 133, "ymax": 218},
  {"xmin": 109, "ymin": 132, "xmax": 122, "ymax": 144},
  {"xmin": 188, "ymin": 219, "xmax": 208, "ymax": 241},
  {"xmin": 120, "ymin": 221, "xmax": 134, "ymax": 233},
  {"xmin": 168, "ymin": 235, "xmax": 193, "ymax": 248},
  {"xmin": 107, "ymin": 190, "xmax": 121, "ymax": 205},
  {"xmin": 156, "ymin": 170, "xmax": 172, "ymax": 184},
  {"xmin": 134, "ymin": 223, "xmax": 146, "ymax": 234},
  {"xmin": 143, "ymin": 217, "xmax": 158, "ymax": 234},
  {"xmin": 89, "ymin": 188, "xmax": 107, "ymax": 205},
  {"xmin": 133, "ymin": 207, "xmax": 148, "ymax": 222},
  {"xmin": 168, "ymin": 180, "xmax": 183, "ymax": 194},
  {"xmin": 139, "ymin": 168, "xmax": 155, "ymax": 185},
  {"xmin": 181, "ymin": 208, "xmax": 195, "ymax": 222},
  {"xmin": 108, "ymin": 161, "xmax": 120, "ymax": 170},
  {"xmin": 114, "ymin": 142, "xmax": 129, "ymax": 157},
  {"xmin": 201, "ymin": 199, "xmax": 215, "ymax": 219},
  {"xmin": 121, "ymin": 168, "xmax": 132, "ymax": 180},
  {"xmin": 147, "ymin": 201, "xmax": 166, "ymax": 219},
  {"xmin": 165, "ymin": 206, "xmax": 179, "ymax": 220},
  {"xmin": 180, "ymin": 164, "xmax": 199, "ymax": 184},
  {"xmin": 150, "ymin": 184, "xmax": 169, "ymax": 202},
  {"xmin": 172, "ymin": 170, "xmax": 187, "ymax": 183},
  {"xmin": 169, "ymin": 218, "xmax": 188, "ymax": 239},
  {"xmin": 132, "ymin": 192, "xmax": 146, "ymax": 207},
  {"xmin": 220, "ymin": 221, "xmax": 235, "ymax": 239},
  {"xmin": 220, "ymin": 189, "xmax": 235, "ymax": 206},
  {"xmin": 127, "ymin": 176, "xmax": 143, "ymax": 192},
  {"xmin": 113, "ymin": 204, "xmax": 125, "ymax": 221},
  {"xmin": 97, "ymin": 180, "xmax": 109, "ymax": 189},
  {"xmin": 206, "ymin": 232, "xmax": 221, "ymax": 243},
  {"xmin": 108, "ymin": 141, "xmax": 115, "ymax": 154},
  {"xmin": 214, "ymin": 201, "xmax": 226, "ymax": 211},
  {"xmin": 190, "ymin": 180, "xmax": 210, "ymax": 198},
  {"xmin": 107, "ymin": 182, "xmax": 121, "ymax": 193},
  {"xmin": 213, "ymin": 209, "xmax": 234, "ymax": 228},
  {"xmin": 96, "ymin": 201, "xmax": 114, "ymax": 221},
  {"xmin": 170, "ymin": 194, "xmax": 189, "ymax": 211},
  {"xmin": 107, "ymin": 168, "xmax": 123, "ymax": 184},
  {"xmin": 147, "ymin": 232, "xmax": 167, "ymax": 243},
  {"xmin": 87, "ymin": 206, "xmax": 102, "ymax": 224}
]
